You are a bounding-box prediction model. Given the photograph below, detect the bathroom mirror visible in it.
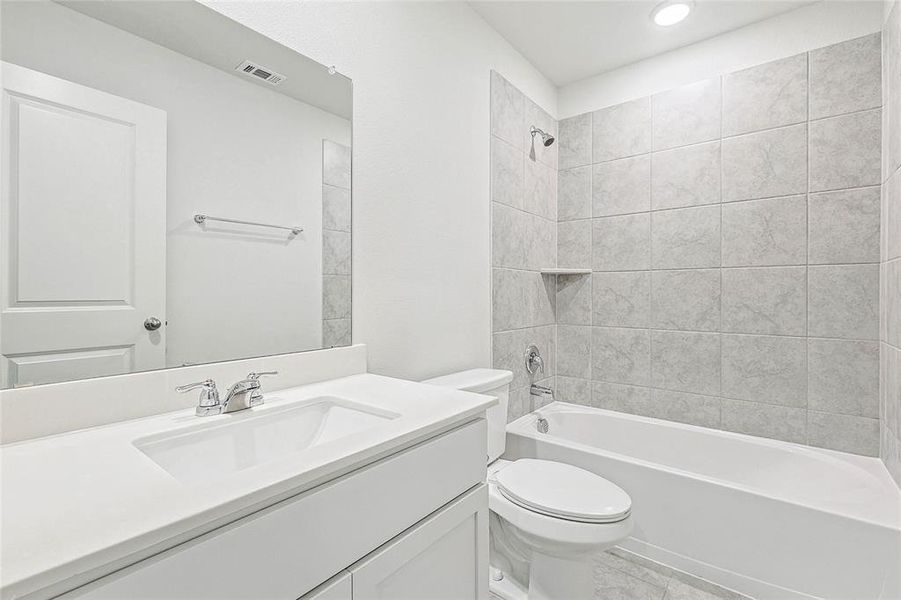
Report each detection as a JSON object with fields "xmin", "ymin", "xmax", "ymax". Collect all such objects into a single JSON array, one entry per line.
[{"xmin": 0, "ymin": 0, "xmax": 352, "ymax": 389}]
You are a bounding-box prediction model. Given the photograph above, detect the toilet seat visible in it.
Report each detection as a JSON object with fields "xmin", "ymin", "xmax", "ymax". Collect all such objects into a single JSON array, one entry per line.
[{"xmin": 495, "ymin": 459, "xmax": 631, "ymax": 524}]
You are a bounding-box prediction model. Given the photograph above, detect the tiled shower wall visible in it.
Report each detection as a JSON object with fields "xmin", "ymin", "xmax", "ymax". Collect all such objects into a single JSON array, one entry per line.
[
  {"xmin": 881, "ymin": 0, "xmax": 901, "ymax": 485},
  {"xmin": 322, "ymin": 140, "xmax": 352, "ymax": 348},
  {"xmin": 555, "ymin": 34, "xmax": 884, "ymax": 456},
  {"xmin": 489, "ymin": 72, "xmax": 559, "ymax": 420}
]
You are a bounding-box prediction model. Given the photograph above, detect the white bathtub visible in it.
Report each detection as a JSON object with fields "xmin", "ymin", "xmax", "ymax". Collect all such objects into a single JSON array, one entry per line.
[{"xmin": 504, "ymin": 402, "xmax": 901, "ymax": 600}]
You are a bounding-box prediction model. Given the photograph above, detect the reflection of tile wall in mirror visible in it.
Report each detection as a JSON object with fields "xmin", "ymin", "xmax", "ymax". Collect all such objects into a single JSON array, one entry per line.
[
  {"xmin": 322, "ymin": 140, "xmax": 352, "ymax": 348},
  {"xmin": 0, "ymin": 0, "xmax": 352, "ymax": 389}
]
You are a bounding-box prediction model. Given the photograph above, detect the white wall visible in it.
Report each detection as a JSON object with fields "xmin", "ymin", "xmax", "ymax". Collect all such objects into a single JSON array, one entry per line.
[
  {"xmin": 2, "ymin": 1, "xmax": 351, "ymax": 367},
  {"xmin": 559, "ymin": 1, "xmax": 885, "ymax": 118},
  {"xmin": 204, "ymin": 1, "xmax": 557, "ymax": 380}
]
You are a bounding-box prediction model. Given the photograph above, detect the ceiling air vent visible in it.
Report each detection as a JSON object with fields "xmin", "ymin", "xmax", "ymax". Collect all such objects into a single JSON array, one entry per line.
[{"xmin": 235, "ymin": 60, "xmax": 286, "ymax": 86}]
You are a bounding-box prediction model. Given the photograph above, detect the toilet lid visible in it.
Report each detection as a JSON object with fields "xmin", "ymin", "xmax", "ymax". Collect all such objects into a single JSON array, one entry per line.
[{"xmin": 495, "ymin": 459, "xmax": 632, "ymax": 524}]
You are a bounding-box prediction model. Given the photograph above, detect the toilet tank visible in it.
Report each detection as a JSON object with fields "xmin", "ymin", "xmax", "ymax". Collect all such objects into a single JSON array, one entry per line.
[{"xmin": 422, "ymin": 368, "xmax": 513, "ymax": 463}]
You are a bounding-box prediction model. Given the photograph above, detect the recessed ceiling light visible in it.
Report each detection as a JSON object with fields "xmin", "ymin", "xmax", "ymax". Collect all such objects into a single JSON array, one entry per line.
[{"xmin": 651, "ymin": 1, "xmax": 693, "ymax": 27}]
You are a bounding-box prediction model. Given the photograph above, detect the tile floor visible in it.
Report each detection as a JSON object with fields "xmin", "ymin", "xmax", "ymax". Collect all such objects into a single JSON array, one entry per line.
[{"xmin": 594, "ymin": 547, "xmax": 752, "ymax": 600}]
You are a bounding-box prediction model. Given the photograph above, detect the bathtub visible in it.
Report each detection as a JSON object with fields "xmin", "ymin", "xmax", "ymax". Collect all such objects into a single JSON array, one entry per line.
[{"xmin": 504, "ymin": 402, "xmax": 901, "ymax": 600}]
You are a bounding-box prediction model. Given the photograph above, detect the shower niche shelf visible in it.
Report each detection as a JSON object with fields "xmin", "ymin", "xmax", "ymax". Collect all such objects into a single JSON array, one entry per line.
[{"xmin": 540, "ymin": 268, "xmax": 591, "ymax": 275}]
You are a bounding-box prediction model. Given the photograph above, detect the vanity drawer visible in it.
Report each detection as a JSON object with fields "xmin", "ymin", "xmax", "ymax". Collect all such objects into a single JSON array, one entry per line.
[{"xmin": 62, "ymin": 419, "xmax": 486, "ymax": 600}]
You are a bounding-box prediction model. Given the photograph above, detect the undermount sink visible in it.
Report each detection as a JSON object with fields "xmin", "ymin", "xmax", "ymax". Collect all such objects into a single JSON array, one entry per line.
[{"xmin": 134, "ymin": 397, "xmax": 399, "ymax": 483}]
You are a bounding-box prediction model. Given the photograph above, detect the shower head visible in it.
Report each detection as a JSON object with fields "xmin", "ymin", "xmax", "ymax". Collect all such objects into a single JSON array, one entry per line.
[{"xmin": 530, "ymin": 126, "xmax": 555, "ymax": 147}]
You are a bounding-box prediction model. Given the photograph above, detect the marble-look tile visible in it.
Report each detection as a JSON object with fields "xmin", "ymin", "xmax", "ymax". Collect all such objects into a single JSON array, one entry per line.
[
  {"xmin": 651, "ymin": 269, "xmax": 720, "ymax": 332},
  {"xmin": 322, "ymin": 275, "xmax": 351, "ymax": 319},
  {"xmin": 665, "ymin": 572, "xmax": 750, "ymax": 600},
  {"xmin": 322, "ymin": 184, "xmax": 351, "ymax": 232},
  {"xmin": 882, "ymin": 30, "xmax": 891, "ymax": 182},
  {"xmin": 490, "ymin": 71, "xmax": 524, "ymax": 149},
  {"xmin": 558, "ymin": 167, "xmax": 591, "ymax": 221},
  {"xmin": 720, "ymin": 398, "xmax": 807, "ymax": 444},
  {"xmin": 532, "ymin": 375, "xmax": 557, "ymax": 410},
  {"xmin": 592, "ymin": 155, "xmax": 651, "ymax": 217},
  {"xmin": 885, "ymin": 170, "xmax": 901, "ymax": 261},
  {"xmin": 606, "ymin": 549, "xmax": 677, "ymax": 584},
  {"xmin": 883, "ymin": 344, "xmax": 901, "ymax": 441},
  {"xmin": 506, "ymin": 385, "xmax": 529, "ymax": 422},
  {"xmin": 525, "ymin": 97, "xmax": 558, "ymax": 168},
  {"xmin": 651, "ymin": 205, "xmax": 721, "ymax": 269},
  {"xmin": 651, "ymin": 141, "xmax": 721, "ymax": 210},
  {"xmin": 886, "ymin": 259, "xmax": 901, "ymax": 348},
  {"xmin": 593, "ymin": 213, "xmax": 651, "ymax": 272},
  {"xmin": 808, "ymin": 411, "xmax": 879, "ymax": 456},
  {"xmin": 524, "ymin": 157, "xmax": 557, "ymax": 220},
  {"xmin": 664, "ymin": 577, "xmax": 735, "ymax": 600},
  {"xmin": 721, "ymin": 196, "xmax": 806, "ymax": 267},
  {"xmin": 593, "ymin": 272, "xmax": 651, "ymax": 328},
  {"xmin": 721, "ymin": 334, "xmax": 806, "ymax": 407},
  {"xmin": 492, "ymin": 203, "xmax": 554, "ymax": 270},
  {"xmin": 491, "ymin": 136, "xmax": 523, "ymax": 209},
  {"xmin": 808, "ymin": 339, "xmax": 879, "ymax": 417},
  {"xmin": 591, "ymin": 380, "xmax": 653, "ymax": 417},
  {"xmin": 557, "ymin": 376, "xmax": 591, "ymax": 405},
  {"xmin": 809, "ymin": 109, "xmax": 882, "ymax": 192},
  {"xmin": 724, "ymin": 53, "xmax": 807, "ymax": 136},
  {"xmin": 592, "ymin": 97, "xmax": 652, "ymax": 162},
  {"xmin": 594, "ymin": 560, "xmax": 666, "ymax": 600},
  {"xmin": 890, "ymin": 1, "xmax": 901, "ymax": 173},
  {"xmin": 558, "ymin": 220, "xmax": 591, "ymax": 268},
  {"xmin": 722, "ymin": 124, "xmax": 807, "ymax": 202},
  {"xmin": 323, "ymin": 230, "xmax": 351, "ymax": 275},
  {"xmin": 808, "ymin": 264, "xmax": 879, "ymax": 340},
  {"xmin": 322, "ymin": 318, "xmax": 351, "ymax": 348},
  {"xmin": 322, "ymin": 140, "xmax": 351, "ymax": 189},
  {"xmin": 592, "ymin": 327, "xmax": 651, "ymax": 386},
  {"xmin": 809, "ymin": 187, "xmax": 881, "ymax": 264},
  {"xmin": 651, "ymin": 389, "xmax": 722, "ymax": 429},
  {"xmin": 493, "ymin": 325, "xmax": 556, "ymax": 392},
  {"xmin": 597, "ymin": 550, "xmax": 671, "ymax": 590},
  {"xmin": 721, "ymin": 267, "xmax": 806, "ymax": 336},
  {"xmin": 651, "ymin": 330, "xmax": 721, "ymax": 396},
  {"xmin": 809, "ymin": 33, "xmax": 882, "ymax": 120},
  {"xmin": 884, "ymin": 425, "xmax": 901, "ymax": 488},
  {"xmin": 559, "ymin": 113, "xmax": 592, "ymax": 169},
  {"xmin": 492, "ymin": 268, "xmax": 555, "ymax": 331},
  {"xmin": 558, "ymin": 325, "xmax": 592, "ymax": 378},
  {"xmin": 652, "ymin": 77, "xmax": 722, "ymax": 151},
  {"xmin": 557, "ymin": 274, "xmax": 592, "ymax": 325}
]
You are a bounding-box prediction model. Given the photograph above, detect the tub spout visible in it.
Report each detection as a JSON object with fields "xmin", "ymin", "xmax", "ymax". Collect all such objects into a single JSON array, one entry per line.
[{"xmin": 530, "ymin": 383, "xmax": 554, "ymax": 398}]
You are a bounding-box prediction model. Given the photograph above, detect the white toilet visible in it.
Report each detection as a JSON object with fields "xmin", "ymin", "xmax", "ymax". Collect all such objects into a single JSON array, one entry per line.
[{"xmin": 423, "ymin": 369, "xmax": 633, "ymax": 600}]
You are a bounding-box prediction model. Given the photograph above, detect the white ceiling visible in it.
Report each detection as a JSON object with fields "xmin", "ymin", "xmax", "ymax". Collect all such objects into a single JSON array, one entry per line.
[
  {"xmin": 58, "ymin": 0, "xmax": 353, "ymax": 119},
  {"xmin": 469, "ymin": 0, "xmax": 818, "ymax": 86}
]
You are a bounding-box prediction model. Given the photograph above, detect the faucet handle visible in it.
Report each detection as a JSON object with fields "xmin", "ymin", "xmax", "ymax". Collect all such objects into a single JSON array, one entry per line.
[
  {"xmin": 246, "ymin": 371, "xmax": 278, "ymax": 380},
  {"xmin": 176, "ymin": 379, "xmax": 221, "ymax": 415},
  {"xmin": 176, "ymin": 379, "xmax": 217, "ymax": 394},
  {"xmin": 246, "ymin": 371, "xmax": 277, "ymax": 407}
]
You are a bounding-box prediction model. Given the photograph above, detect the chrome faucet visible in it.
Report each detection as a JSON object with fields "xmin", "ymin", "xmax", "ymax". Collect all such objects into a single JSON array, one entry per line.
[
  {"xmin": 530, "ymin": 383, "xmax": 554, "ymax": 400},
  {"xmin": 524, "ymin": 343, "xmax": 555, "ymax": 415},
  {"xmin": 177, "ymin": 371, "xmax": 277, "ymax": 416}
]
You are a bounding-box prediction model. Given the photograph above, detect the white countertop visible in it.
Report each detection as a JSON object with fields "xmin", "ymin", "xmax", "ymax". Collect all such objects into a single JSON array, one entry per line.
[{"xmin": 0, "ymin": 374, "xmax": 495, "ymax": 600}]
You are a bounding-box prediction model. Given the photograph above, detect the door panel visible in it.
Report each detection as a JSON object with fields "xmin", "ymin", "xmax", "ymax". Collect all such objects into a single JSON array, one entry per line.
[
  {"xmin": 1, "ymin": 62, "xmax": 166, "ymax": 387},
  {"xmin": 7, "ymin": 346, "xmax": 133, "ymax": 387},
  {"xmin": 14, "ymin": 97, "xmax": 134, "ymax": 303}
]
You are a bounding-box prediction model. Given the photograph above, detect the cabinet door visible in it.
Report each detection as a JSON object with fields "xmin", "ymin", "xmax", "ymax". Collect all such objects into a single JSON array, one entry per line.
[
  {"xmin": 350, "ymin": 484, "xmax": 488, "ymax": 600},
  {"xmin": 300, "ymin": 572, "xmax": 351, "ymax": 600}
]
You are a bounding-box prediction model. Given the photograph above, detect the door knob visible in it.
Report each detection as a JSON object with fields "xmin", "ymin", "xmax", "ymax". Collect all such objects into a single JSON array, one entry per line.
[{"xmin": 144, "ymin": 317, "xmax": 162, "ymax": 331}]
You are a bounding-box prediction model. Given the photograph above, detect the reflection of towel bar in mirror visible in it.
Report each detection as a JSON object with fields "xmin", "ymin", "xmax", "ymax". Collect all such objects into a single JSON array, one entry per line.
[{"xmin": 193, "ymin": 213, "xmax": 303, "ymax": 236}]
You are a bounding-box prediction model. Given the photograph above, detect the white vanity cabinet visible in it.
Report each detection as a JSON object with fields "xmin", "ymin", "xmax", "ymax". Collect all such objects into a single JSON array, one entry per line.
[
  {"xmin": 60, "ymin": 420, "xmax": 488, "ymax": 600},
  {"xmin": 303, "ymin": 485, "xmax": 487, "ymax": 600}
]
